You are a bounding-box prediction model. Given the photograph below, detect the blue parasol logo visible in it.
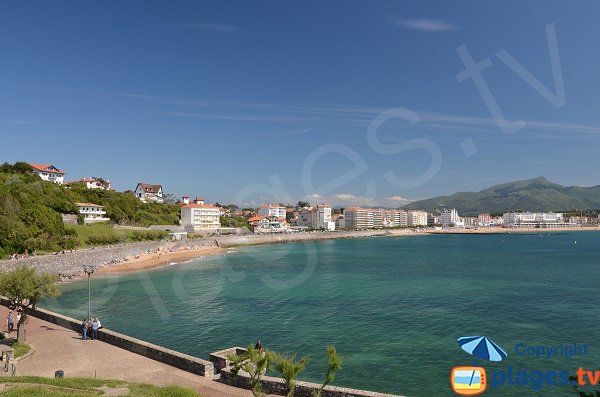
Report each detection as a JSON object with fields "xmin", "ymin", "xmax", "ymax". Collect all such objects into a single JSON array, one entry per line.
[{"xmin": 458, "ymin": 336, "xmax": 508, "ymax": 362}]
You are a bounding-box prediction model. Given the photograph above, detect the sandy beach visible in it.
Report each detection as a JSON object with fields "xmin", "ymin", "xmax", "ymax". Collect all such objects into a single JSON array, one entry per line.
[{"xmin": 97, "ymin": 245, "xmax": 226, "ymax": 274}]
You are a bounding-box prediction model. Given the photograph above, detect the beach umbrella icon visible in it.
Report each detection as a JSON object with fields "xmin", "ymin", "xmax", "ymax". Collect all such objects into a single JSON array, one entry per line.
[{"xmin": 457, "ymin": 336, "xmax": 507, "ymax": 362}]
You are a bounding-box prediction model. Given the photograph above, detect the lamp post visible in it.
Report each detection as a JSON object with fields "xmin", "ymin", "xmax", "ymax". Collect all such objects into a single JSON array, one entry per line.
[{"xmin": 82, "ymin": 265, "xmax": 96, "ymax": 321}]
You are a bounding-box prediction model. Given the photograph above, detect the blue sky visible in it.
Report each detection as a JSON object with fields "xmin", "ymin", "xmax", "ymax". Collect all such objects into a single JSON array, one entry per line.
[{"xmin": 1, "ymin": 1, "xmax": 600, "ymax": 207}]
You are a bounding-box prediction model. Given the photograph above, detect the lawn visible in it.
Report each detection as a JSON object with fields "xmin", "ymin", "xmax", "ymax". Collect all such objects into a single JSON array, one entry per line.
[
  {"xmin": 11, "ymin": 342, "xmax": 30, "ymax": 358},
  {"xmin": 0, "ymin": 376, "xmax": 201, "ymax": 396}
]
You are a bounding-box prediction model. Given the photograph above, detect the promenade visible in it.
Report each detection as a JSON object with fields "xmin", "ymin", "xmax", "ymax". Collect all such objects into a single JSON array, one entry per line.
[{"xmin": 0, "ymin": 306, "xmax": 253, "ymax": 397}]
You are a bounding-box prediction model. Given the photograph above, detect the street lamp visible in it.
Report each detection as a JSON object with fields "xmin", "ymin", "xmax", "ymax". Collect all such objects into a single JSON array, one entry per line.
[{"xmin": 82, "ymin": 265, "xmax": 96, "ymax": 321}]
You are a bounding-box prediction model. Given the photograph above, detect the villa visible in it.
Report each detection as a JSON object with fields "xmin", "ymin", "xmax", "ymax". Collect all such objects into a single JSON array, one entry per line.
[
  {"xmin": 28, "ymin": 163, "xmax": 65, "ymax": 184},
  {"xmin": 66, "ymin": 177, "xmax": 111, "ymax": 190},
  {"xmin": 76, "ymin": 203, "xmax": 110, "ymax": 224},
  {"xmin": 134, "ymin": 183, "xmax": 163, "ymax": 203},
  {"xmin": 248, "ymin": 215, "xmax": 289, "ymax": 232}
]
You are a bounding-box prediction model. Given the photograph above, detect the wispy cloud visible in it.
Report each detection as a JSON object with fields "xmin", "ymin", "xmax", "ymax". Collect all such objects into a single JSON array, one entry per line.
[
  {"xmin": 182, "ymin": 22, "xmax": 241, "ymax": 33},
  {"xmin": 394, "ymin": 18, "xmax": 458, "ymax": 32}
]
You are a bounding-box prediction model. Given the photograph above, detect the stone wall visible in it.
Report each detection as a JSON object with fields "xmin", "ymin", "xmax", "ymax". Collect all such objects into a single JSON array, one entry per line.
[
  {"xmin": 219, "ymin": 367, "xmax": 404, "ymax": 397},
  {"xmin": 0, "ymin": 300, "xmax": 214, "ymax": 377}
]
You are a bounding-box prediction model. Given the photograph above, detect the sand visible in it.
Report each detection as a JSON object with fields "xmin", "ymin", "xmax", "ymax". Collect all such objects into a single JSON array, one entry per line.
[{"xmin": 97, "ymin": 246, "xmax": 226, "ymax": 274}]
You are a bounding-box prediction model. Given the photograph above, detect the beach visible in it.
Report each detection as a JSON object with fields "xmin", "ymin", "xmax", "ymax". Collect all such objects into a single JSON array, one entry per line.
[{"xmin": 97, "ymin": 245, "xmax": 226, "ymax": 273}]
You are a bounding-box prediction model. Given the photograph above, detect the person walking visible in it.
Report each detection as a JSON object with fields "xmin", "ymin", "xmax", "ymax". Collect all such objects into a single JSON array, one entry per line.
[
  {"xmin": 91, "ymin": 318, "xmax": 99, "ymax": 340},
  {"xmin": 6, "ymin": 312, "xmax": 14, "ymax": 334},
  {"xmin": 82, "ymin": 319, "xmax": 88, "ymax": 340}
]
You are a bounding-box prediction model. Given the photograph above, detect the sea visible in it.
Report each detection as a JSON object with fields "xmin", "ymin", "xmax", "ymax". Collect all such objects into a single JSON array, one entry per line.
[{"xmin": 41, "ymin": 231, "xmax": 600, "ymax": 396}]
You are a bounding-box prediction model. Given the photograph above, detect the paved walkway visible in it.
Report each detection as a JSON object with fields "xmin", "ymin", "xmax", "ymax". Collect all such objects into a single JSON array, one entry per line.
[{"xmin": 0, "ymin": 307, "xmax": 253, "ymax": 397}]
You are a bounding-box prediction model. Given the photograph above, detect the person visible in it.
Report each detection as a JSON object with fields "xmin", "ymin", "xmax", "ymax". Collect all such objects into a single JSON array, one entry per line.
[
  {"xmin": 255, "ymin": 340, "xmax": 262, "ymax": 352},
  {"xmin": 15, "ymin": 312, "xmax": 21, "ymax": 328},
  {"xmin": 96, "ymin": 318, "xmax": 102, "ymax": 329},
  {"xmin": 82, "ymin": 319, "xmax": 88, "ymax": 340},
  {"xmin": 91, "ymin": 318, "xmax": 99, "ymax": 340},
  {"xmin": 6, "ymin": 312, "xmax": 14, "ymax": 333}
]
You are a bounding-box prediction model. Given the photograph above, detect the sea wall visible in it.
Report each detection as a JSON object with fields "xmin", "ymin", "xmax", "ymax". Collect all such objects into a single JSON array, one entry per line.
[
  {"xmin": 0, "ymin": 299, "xmax": 214, "ymax": 377},
  {"xmin": 0, "ymin": 239, "xmax": 219, "ymax": 276},
  {"xmin": 219, "ymin": 367, "xmax": 404, "ymax": 397}
]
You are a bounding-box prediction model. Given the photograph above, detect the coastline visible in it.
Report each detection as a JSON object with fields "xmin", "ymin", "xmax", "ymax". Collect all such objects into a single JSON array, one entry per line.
[
  {"xmin": 96, "ymin": 245, "xmax": 227, "ymax": 274},
  {"xmin": 2, "ymin": 226, "xmax": 598, "ymax": 277}
]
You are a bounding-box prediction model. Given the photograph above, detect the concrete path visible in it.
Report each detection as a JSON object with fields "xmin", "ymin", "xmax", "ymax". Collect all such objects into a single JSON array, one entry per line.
[{"xmin": 0, "ymin": 307, "xmax": 254, "ymax": 397}]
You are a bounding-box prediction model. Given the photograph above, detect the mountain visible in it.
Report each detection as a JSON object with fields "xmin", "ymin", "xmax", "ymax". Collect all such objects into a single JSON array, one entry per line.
[{"xmin": 402, "ymin": 177, "xmax": 600, "ymax": 214}]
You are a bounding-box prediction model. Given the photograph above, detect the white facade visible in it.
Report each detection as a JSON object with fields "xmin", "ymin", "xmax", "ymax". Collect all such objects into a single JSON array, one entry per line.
[
  {"xmin": 258, "ymin": 204, "xmax": 286, "ymax": 219},
  {"xmin": 297, "ymin": 204, "xmax": 335, "ymax": 231},
  {"xmin": 384, "ymin": 210, "xmax": 408, "ymax": 227},
  {"xmin": 76, "ymin": 203, "xmax": 110, "ymax": 224},
  {"xmin": 440, "ymin": 208, "xmax": 460, "ymax": 227},
  {"xmin": 407, "ymin": 210, "xmax": 428, "ymax": 227},
  {"xmin": 180, "ymin": 203, "xmax": 221, "ymax": 231},
  {"xmin": 503, "ymin": 212, "xmax": 577, "ymax": 228},
  {"xmin": 334, "ymin": 215, "xmax": 345, "ymax": 229},
  {"xmin": 135, "ymin": 183, "xmax": 163, "ymax": 203},
  {"xmin": 29, "ymin": 163, "xmax": 65, "ymax": 184},
  {"xmin": 343, "ymin": 208, "xmax": 372, "ymax": 229}
]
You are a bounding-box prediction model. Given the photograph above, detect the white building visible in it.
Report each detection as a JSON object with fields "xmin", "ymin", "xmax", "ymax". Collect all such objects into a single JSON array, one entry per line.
[
  {"xmin": 76, "ymin": 203, "xmax": 110, "ymax": 224},
  {"xmin": 478, "ymin": 213, "xmax": 491, "ymax": 226},
  {"xmin": 407, "ymin": 210, "xmax": 428, "ymax": 227},
  {"xmin": 297, "ymin": 204, "xmax": 335, "ymax": 231},
  {"xmin": 180, "ymin": 202, "xmax": 221, "ymax": 231},
  {"xmin": 384, "ymin": 210, "xmax": 408, "ymax": 227},
  {"xmin": 258, "ymin": 204, "xmax": 286, "ymax": 219},
  {"xmin": 67, "ymin": 177, "xmax": 111, "ymax": 190},
  {"xmin": 248, "ymin": 215, "xmax": 288, "ymax": 232},
  {"xmin": 440, "ymin": 208, "xmax": 460, "ymax": 227},
  {"xmin": 135, "ymin": 183, "xmax": 163, "ymax": 203},
  {"xmin": 503, "ymin": 212, "xmax": 577, "ymax": 228},
  {"xmin": 28, "ymin": 163, "xmax": 65, "ymax": 184}
]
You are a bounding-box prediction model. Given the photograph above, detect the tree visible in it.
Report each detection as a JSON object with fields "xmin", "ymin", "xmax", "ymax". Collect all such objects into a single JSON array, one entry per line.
[
  {"xmin": 297, "ymin": 201, "xmax": 309, "ymax": 209},
  {"xmin": 162, "ymin": 193, "xmax": 178, "ymax": 204},
  {"xmin": 270, "ymin": 352, "xmax": 309, "ymax": 397},
  {"xmin": 228, "ymin": 345, "xmax": 271, "ymax": 397},
  {"xmin": 0, "ymin": 266, "xmax": 61, "ymax": 342},
  {"xmin": 313, "ymin": 346, "xmax": 343, "ymax": 397}
]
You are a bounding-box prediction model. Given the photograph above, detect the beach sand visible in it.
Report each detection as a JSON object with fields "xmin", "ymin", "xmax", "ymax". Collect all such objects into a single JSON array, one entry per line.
[{"xmin": 97, "ymin": 246, "xmax": 226, "ymax": 274}]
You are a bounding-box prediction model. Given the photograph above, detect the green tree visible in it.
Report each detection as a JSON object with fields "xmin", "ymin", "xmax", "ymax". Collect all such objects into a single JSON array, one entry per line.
[
  {"xmin": 228, "ymin": 345, "xmax": 270, "ymax": 397},
  {"xmin": 270, "ymin": 352, "xmax": 309, "ymax": 397},
  {"xmin": 0, "ymin": 266, "xmax": 61, "ymax": 342},
  {"xmin": 313, "ymin": 346, "xmax": 343, "ymax": 397}
]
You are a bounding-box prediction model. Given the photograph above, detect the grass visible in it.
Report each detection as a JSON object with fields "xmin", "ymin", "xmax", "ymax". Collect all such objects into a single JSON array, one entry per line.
[
  {"xmin": 0, "ymin": 376, "xmax": 201, "ymax": 396},
  {"xmin": 12, "ymin": 342, "xmax": 30, "ymax": 358},
  {"xmin": 66, "ymin": 224, "xmax": 124, "ymax": 249}
]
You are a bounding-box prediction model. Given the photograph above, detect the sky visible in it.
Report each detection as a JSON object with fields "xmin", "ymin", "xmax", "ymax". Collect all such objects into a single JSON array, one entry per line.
[{"xmin": 1, "ymin": 1, "xmax": 600, "ymax": 207}]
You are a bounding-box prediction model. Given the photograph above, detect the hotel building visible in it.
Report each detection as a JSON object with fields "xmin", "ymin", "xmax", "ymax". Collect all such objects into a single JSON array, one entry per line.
[
  {"xmin": 297, "ymin": 204, "xmax": 335, "ymax": 231},
  {"xmin": 258, "ymin": 204, "xmax": 287, "ymax": 220},
  {"xmin": 180, "ymin": 201, "xmax": 222, "ymax": 231},
  {"xmin": 76, "ymin": 203, "xmax": 110, "ymax": 224},
  {"xmin": 407, "ymin": 210, "xmax": 428, "ymax": 227},
  {"xmin": 503, "ymin": 212, "xmax": 578, "ymax": 228}
]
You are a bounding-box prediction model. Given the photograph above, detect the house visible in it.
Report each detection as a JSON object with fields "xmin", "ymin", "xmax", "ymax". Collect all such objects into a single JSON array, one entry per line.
[
  {"xmin": 248, "ymin": 215, "xmax": 288, "ymax": 232},
  {"xmin": 296, "ymin": 204, "xmax": 335, "ymax": 230},
  {"xmin": 258, "ymin": 204, "xmax": 286, "ymax": 219},
  {"xmin": 66, "ymin": 177, "xmax": 111, "ymax": 190},
  {"xmin": 28, "ymin": 163, "xmax": 65, "ymax": 184},
  {"xmin": 135, "ymin": 183, "xmax": 163, "ymax": 203},
  {"xmin": 180, "ymin": 202, "xmax": 221, "ymax": 231},
  {"xmin": 76, "ymin": 203, "xmax": 110, "ymax": 224}
]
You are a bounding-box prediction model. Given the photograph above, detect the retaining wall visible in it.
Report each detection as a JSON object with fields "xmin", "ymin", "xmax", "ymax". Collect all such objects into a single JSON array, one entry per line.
[{"xmin": 219, "ymin": 367, "xmax": 404, "ymax": 397}]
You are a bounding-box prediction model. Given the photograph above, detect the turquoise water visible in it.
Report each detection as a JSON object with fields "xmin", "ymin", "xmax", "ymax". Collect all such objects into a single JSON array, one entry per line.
[{"xmin": 42, "ymin": 232, "xmax": 600, "ymax": 396}]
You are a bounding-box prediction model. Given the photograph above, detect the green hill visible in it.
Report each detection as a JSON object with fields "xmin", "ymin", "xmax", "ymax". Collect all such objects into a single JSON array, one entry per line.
[
  {"xmin": 0, "ymin": 162, "xmax": 180, "ymax": 257},
  {"xmin": 402, "ymin": 177, "xmax": 600, "ymax": 215}
]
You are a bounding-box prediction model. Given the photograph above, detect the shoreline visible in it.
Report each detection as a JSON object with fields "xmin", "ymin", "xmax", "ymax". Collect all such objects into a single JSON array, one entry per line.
[
  {"xmin": 2, "ymin": 226, "xmax": 598, "ymax": 277},
  {"xmin": 96, "ymin": 245, "xmax": 227, "ymax": 275}
]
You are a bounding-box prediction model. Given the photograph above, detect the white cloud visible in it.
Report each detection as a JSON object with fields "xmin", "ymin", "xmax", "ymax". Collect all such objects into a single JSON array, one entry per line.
[
  {"xmin": 394, "ymin": 18, "xmax": 458, "ymax": 32},
  {"xmin": 182, "ymin": 22, "xmax": 241, "ymax": 33},
  {"xmin": 385, "ymin": 195, "xmax": 412, "ymax": 202}
]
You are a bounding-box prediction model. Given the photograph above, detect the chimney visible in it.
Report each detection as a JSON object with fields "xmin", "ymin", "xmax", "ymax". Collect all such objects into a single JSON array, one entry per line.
[{"xmin": 182, "ymin": 196, "xmax": 190, "ymax": 205}]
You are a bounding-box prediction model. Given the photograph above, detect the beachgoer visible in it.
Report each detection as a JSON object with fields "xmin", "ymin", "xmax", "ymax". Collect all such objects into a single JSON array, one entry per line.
[
  {"xmin": 255, "ymin": 340, "xmax": 262, "ymax": 352},
  {"xmin": 82, "ymin": 319, "xmax": 88, "ymax": 340},
  {"xmin": 15, "ymin": 312, "xmax": 21, "ymax": 327},
  {"xmin": 96, "ymin": 318, "xmax": 102, "ymax": 329},
  {"xmin": 91, "ymin": 318, "xmax": 99, "ymax": 340},
  {"xmin": 7, "ymin": 312, "xmax": 14, "ymax": 333}
]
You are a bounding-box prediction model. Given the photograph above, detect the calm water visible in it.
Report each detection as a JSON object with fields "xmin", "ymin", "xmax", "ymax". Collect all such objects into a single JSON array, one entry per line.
[{"xmin": 42, "ymin": 232, "xmax": 600, "ymax": 396}]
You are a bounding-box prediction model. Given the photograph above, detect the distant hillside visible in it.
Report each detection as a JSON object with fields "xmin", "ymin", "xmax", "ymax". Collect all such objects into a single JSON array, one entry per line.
[{"xmin": 402, "ymin": 177, "xmax": 600, "ymax": 215}]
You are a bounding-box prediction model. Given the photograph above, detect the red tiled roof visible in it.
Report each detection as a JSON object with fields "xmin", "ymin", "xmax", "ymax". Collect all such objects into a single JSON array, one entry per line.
[
  {"xmin": 181, "ymin": 203, "xmax": 220, "ymax": 209},
  {"xmin": 194, "ymin": 197, "xmax": 205, "ymax": 201},
  {"xmin": 28, "ymin": 163, "xmax": 65, "ymax": 174},
  {"xmin": 248, "ymin": 215, "xmax": 266, "ymax": 222}
]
